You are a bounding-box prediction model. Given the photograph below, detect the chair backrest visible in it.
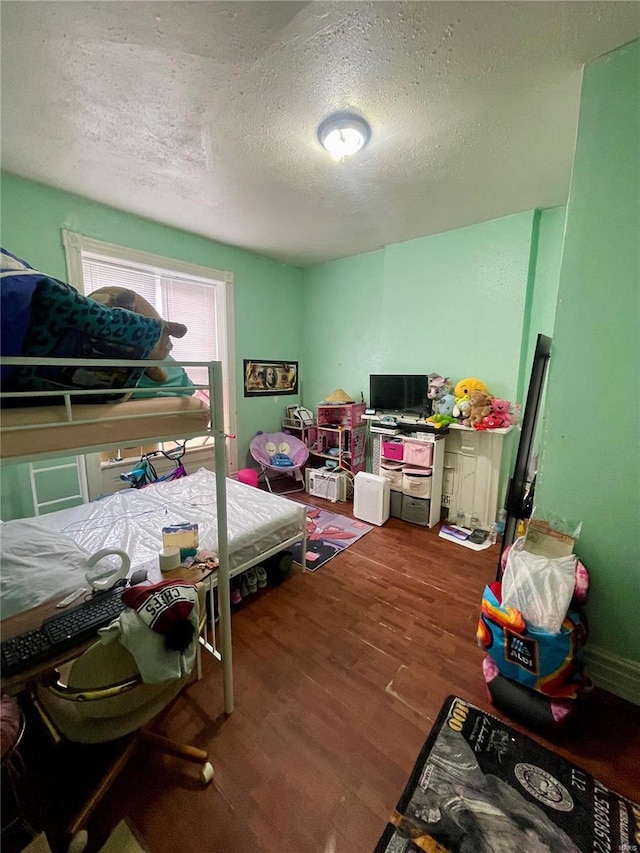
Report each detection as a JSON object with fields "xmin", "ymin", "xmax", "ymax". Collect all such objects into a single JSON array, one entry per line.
[{"xmin": 249, "ymin": 432, "xmax": 309, "ymax": 467}]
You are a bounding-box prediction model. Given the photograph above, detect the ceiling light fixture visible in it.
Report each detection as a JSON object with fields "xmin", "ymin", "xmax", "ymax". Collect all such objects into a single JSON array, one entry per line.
[{"xmin": 318, "ymin": 112, "xmax": 371, "ymax": 161}]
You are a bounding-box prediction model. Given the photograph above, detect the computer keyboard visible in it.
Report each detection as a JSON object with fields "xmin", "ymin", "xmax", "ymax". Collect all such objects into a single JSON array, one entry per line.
[
  {"xmin": 1, "ymin": 589, "xmax": 126, "ymax": 677},
  {"xmin": 0, "ymin": 627, "xmax": 55, "ymax": 677}
]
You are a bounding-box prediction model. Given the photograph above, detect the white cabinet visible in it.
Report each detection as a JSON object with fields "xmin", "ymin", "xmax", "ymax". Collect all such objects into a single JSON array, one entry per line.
[
  {"xmin": 369, "ymin": 419, "xmax": 514, "ymax": 529},
  {"xmin": 441, "ymin": 425, "xmax": 515, "ymax": 528}
]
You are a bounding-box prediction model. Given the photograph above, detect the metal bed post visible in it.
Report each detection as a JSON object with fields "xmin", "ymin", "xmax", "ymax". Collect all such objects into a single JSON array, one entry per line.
[{"xmin": 210, "ymin": 361, "xmax": 233, "ymax": 715}]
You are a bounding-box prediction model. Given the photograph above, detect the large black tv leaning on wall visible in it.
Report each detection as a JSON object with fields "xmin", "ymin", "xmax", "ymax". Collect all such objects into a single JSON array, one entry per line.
[{"xmin": 369, "ymin": 374, "xmax": 429, "ymax": 415}]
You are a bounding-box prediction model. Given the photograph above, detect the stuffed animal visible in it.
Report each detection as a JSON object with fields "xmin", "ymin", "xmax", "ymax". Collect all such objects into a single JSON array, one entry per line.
[
  {"xmin": 509, "ymin": 402, "xmax": 522, "ymax": 426},
  {"xmin": 453, "ymin": 378, "xmax": 489, "ymax": 425},
  {"xmin": 427, "ymin": 375, "xmax": 451, "ymax": 405},
  {"xmin": 88, "ymin": 286, "xmax": 187, "ymax": 383},
  {"xmin": 468, "ymin": 389, "xmax": 494, "ymax": 428},
  {"xmin": 490, "ymin": 398, "xmax": 512, "ymax": 428},
  {"xmin": 453, "ymin": 377, "xmax": 488, "ymax": 401},
  {"xmin": 452, "ymin": 397, "xmax": 471, "ymax": 423},
  {"xmin": 426, "ymin": 413, "xmax": 456, "ymax": 428},
  {"xmin": 477, "ymin": 414, "xmax": 500, "ymax": 430},
  {"xmin": 436, "ymin": 393, "xmax": 456, "ymax": 416}
]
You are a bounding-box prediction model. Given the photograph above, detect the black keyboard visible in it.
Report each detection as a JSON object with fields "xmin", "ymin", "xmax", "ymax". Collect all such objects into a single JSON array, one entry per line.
[{"xmin": 1, "ymin": 589, "xmax": 126, "ymax": 677}]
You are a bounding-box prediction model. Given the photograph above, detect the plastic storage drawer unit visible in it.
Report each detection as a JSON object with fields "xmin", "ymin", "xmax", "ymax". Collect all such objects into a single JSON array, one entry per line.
[
  {"xmin": 402, "ymin": 440, "xmax": 434, "ymax": 467},
  {"xmin": 401, "ymin": 495, "xmax": 430, "ymax": 526},
  {"xmin": 382, "ymin": 440, "xmax": 404, "ymax": 461}
]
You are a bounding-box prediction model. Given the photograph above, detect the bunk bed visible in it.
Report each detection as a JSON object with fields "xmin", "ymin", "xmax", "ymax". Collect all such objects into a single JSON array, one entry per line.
[{"xmin": 0, "ymin": 356, "xmax": 308, "ymax": 714}]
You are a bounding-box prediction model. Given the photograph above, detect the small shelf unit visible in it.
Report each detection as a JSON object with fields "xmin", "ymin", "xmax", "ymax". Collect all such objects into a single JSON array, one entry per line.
[{"xmin": 368, "ymin": 419, "xmax": 447, "ymax": 528}]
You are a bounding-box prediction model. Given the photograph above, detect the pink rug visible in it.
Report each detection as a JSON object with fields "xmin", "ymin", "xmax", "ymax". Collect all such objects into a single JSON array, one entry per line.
[{"xmin": 290, "ymin": 504, "xmax": 373, "ymax": 571}]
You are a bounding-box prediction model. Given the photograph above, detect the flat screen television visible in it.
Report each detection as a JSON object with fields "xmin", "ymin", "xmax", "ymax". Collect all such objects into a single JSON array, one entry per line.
[{"xmin": 369, "ymin": 374, "xmax": 429, "ymax": 415}]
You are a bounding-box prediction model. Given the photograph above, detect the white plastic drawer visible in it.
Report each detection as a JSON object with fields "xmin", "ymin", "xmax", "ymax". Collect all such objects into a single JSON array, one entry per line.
[
  {"xmin": 403, "ymin": 440, "xmax": 434, "ymax": 467},
  {"xmin": 402, "ymin": 471, "xmax": 432, "ymax": 498}
]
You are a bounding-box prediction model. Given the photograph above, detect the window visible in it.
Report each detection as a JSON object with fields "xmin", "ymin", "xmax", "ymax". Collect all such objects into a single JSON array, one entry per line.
[
  {"xmin": 62, "ymin": 231, "xmax": 237, "ymax": 475},
  {"xmin": 81, "ymin": 255, "xmax": 219, "ymax": 386}
]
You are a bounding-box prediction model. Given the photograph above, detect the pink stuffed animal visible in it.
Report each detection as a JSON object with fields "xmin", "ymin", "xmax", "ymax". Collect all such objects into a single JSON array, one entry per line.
[{"xmin": 490, "ymin": 398, "xmax": 512, "ymax": 428}]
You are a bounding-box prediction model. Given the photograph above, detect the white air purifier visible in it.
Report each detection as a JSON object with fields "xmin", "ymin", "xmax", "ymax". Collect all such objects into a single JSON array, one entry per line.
[{"xmin": 353, "ymin": 472, "xmax": 390, "ymax": 526}]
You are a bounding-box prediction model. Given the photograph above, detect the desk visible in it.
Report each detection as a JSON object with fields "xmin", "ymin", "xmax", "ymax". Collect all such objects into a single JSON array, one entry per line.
[{"xmin": 1, "ymin": 563, "xmax": 215, "ymax": 696}]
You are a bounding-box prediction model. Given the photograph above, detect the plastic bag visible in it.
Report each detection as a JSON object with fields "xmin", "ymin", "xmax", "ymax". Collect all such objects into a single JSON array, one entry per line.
[
  {"xmin": 501, "ymin": 537, "xmax": 590, "ymax": 607},
  {"xmin": 501, "ymin": 539, "xmax": 577, "ymax": 633}
]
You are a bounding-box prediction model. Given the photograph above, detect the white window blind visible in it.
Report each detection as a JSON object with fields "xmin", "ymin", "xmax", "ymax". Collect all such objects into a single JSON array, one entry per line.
[{"xmin": 81, "ymin": 256, "xmax": 221, "ymax": 385}]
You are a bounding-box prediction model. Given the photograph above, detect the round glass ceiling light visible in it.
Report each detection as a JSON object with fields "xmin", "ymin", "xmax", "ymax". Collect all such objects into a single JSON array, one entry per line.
[{"xmin": 318, "ymin": 112, "xmax": 371, "ymax": 161}]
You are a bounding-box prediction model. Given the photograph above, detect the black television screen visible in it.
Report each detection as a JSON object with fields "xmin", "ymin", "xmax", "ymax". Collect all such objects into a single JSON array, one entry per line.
[{"xmin": 369, "ymin": 374, "xmax": 428, "ymax": 415}]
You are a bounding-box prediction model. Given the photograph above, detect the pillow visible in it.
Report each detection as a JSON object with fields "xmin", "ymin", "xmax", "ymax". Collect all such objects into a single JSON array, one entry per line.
[
  {"xmin": 0, "ymin": 519, "xmax": 91, "ymax": 619},
  {"xmin": 130, "ymin": 356, "xmax": 195, "ymax": 399}
]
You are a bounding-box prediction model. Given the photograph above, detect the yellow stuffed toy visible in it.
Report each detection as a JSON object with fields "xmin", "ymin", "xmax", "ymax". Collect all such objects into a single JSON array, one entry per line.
[
  {"xmin": 453, "ymin": 377, "xmax": 489, "ymax": 425},
  {"xmin": 453, "ymin": 377, "xmax": 488, "ymax": 400}
]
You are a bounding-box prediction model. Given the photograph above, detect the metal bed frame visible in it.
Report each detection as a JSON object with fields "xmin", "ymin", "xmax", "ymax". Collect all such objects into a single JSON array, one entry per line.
[{"xmin": 1, "ymin": 357, "xmax": 232, "ymax": 711}]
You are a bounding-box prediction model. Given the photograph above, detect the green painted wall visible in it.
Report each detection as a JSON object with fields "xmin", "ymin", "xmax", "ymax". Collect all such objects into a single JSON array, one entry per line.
[
  {"xmin": 537, "ymin": 41, "xmax": 640, "ymax": 662},
  {"xmin": 301, "ymin": 249, "xmax": 384, "ymax": 408},
  {"xmin": 0, "ymin": 172, "xmax": 304, "ymax": 517},
  {"xmin": 503, "ymin": 205, "xmax": 565, "ymax": 487},
  {"xmin": 303, "ymin": 212, "xmax": 536, "ymax": 411}
]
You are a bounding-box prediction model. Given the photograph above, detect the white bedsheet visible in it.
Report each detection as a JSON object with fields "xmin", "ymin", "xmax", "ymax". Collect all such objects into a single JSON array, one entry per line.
[
  {"xmin": 37, "ymin": 468, "xmax": 304, "ymax": 569},
  {"xmin": 1, "ymin": 469, "xmax": 305, "ymax": 618}
]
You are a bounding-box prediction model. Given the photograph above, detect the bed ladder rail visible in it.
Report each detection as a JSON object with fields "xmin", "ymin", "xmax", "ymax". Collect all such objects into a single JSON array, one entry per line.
[{"xmin": 28, "ymin": 456, "xmax": 89, "ymax": 516}]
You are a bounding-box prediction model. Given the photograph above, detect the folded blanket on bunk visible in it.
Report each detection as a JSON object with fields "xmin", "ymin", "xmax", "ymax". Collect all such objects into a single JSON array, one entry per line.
[{"xmin": 0, "ymin": 248, "xmax": 187, "ymax": 403}]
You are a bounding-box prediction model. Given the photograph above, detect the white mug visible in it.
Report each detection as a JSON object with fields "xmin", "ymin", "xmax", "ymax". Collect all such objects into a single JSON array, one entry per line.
[{"xmin": 85, "ymin": 548, "xmax": 131, "ymax": 591}]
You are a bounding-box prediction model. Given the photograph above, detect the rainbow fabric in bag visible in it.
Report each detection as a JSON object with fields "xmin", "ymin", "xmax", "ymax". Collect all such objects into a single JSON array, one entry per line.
[{"xmin": 477, "ymin": 582, "xmax": 588, "ymax": 699}]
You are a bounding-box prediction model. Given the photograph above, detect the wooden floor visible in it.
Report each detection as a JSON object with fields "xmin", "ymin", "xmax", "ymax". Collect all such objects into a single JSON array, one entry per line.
[{"xmin": 10, "ymin": 495, "xmax": 640, "ymax": 852}]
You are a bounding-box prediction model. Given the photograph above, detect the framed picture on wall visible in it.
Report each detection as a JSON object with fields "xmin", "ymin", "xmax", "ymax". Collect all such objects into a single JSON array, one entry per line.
[{"xmin": 243, "ymin": 360, "xmax": 299, "ymax": 397}]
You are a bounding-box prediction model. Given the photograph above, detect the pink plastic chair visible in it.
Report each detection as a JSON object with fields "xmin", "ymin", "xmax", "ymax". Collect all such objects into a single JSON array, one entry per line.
[{"xmin": 249, "ymin": 432, "xmax": 309, "ymax": 494}]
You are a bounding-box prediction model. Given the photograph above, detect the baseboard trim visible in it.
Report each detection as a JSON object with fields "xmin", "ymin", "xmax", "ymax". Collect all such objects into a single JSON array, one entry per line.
[{"xmin": 585, "ymin": 645, "xmax": 640, "ymax": 705}]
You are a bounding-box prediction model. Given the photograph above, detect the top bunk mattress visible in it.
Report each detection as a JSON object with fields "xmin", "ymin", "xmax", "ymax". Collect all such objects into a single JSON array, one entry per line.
[
  {"xmin": 0, "ymin": 396, "xmax": 210, "ymax": 461},
  {"xmin": 1, "ymin": 469, "xmax": 305, "ymax": 619}
]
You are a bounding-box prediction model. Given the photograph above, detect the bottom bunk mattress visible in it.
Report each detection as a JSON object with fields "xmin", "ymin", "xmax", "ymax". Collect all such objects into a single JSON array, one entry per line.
[{"xmin": 1, "ymin": 468, "xmax": 305, "ymax": 619}]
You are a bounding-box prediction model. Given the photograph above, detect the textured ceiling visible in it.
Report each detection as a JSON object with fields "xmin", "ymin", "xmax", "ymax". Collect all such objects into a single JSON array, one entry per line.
[{"xmin": 1, "ymin": 2, "xmax": 639, "ymax": 266}]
